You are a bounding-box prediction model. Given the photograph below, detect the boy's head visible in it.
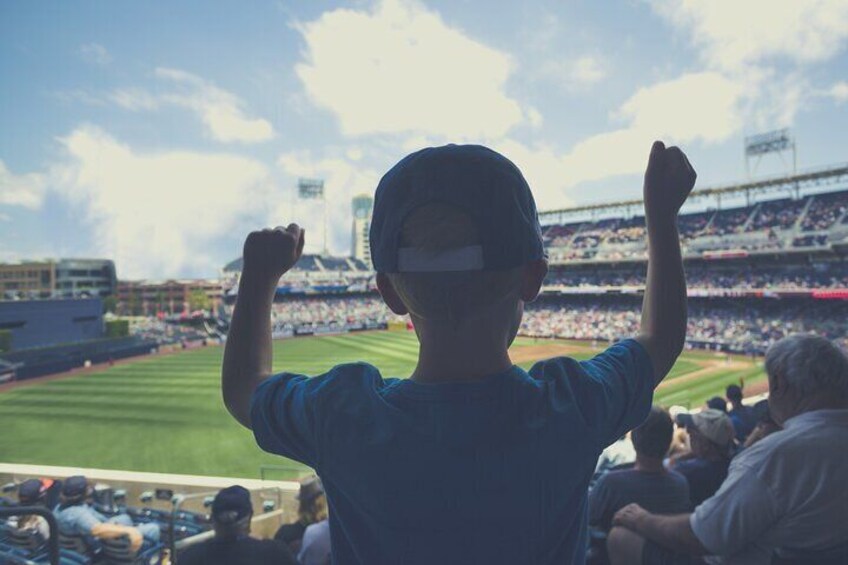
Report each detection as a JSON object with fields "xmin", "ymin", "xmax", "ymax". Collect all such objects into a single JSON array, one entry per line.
[{"xmin": 370, "ymin": 145, "xmax": 547, "ymax": 331}]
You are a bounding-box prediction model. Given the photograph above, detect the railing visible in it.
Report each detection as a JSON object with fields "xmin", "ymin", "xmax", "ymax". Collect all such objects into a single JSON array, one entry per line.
[{"xmin": 0, "ymin": 506, "xmax": 60, "ymax": 565}]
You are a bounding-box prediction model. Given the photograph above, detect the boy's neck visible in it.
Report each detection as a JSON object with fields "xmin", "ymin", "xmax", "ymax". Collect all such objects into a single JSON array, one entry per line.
[{"xmin": 410, "ymin": 324, "xmax": 514, "ymax": 384}]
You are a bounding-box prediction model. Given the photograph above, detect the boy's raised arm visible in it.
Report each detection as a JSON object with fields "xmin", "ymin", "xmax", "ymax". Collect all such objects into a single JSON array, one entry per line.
[
  {"xmin": 636, "ymin": 141, "xmax": 696, "ymax": 385},
  {"xmin": 222, "ymin": 224, "xmax": 305, "ymax": 429}
]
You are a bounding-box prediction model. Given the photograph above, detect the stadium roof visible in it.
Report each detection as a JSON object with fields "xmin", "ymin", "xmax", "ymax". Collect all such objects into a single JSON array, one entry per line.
[{"xmin": 539, "ymin": 162, "xmax": 848, "ymax": 222}]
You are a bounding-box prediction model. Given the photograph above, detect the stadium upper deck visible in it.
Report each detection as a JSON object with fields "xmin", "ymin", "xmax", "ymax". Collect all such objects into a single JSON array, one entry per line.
[{"xmin": 540, "ymin": 165, "xmax": 848, "ymax": 265}]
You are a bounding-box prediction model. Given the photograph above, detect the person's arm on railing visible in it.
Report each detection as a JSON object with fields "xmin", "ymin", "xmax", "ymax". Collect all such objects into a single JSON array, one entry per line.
[
  {"xmin": 222, "ymin": 224, "xmax": 305, "ymax": 429},
  {"xmin": 635, "ymin": 141, "xmax": 697, "ymax": 385}
]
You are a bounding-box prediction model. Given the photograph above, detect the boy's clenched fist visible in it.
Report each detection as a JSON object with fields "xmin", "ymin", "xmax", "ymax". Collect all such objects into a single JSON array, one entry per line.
[
  {"xmin": 242, "ymin": 224, "xmax": 305, "ymax": 284},
  {"xmin": 644, "ymin": 141, "xmax": 697, "ymax": 221}
]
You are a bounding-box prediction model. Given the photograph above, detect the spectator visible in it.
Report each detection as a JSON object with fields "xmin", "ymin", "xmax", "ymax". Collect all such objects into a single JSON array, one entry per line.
[
  {"xmin": 742, "ymin": 402, "xmax": 780, "ymax": 449},
  {"xmin": 7, "ymin": 479, "xmax": 53, "ymax": 542},
  {"xmin": 590, "ymin": 407, "xmax": 690, "ymax": 531},
  {"xmin": 274, "ymin": 477, "xmax": 327, "ymax": 554},
  {"xmin": 55, "ymin": 475, "xmax": 160, "ymax": 553},
  {"xmin": 725, "ymin": 385, "xmax": 756, "ymax": 442},
  {"xmin": 671, "ymin": 410, "xmax": 734, "ymax": 506},
  {"xmin": 609, "ymin": 334, "xmax": 848, "ymax": 564},
  {"xmin": 298, "ymin": 518, "xmax": 331, "ymax": 565},
  {"xmin": 595, "ymin": 434, "xmax": 637, "ymax": 474},
  {"xmin": 705, "ymin": 397, "xmax": 727, "ymax": 413},
  {"xmin": 223, "ymin": 142, "xmax": 696, "ymax": 563},
  {"xmin": 178, "ymin": 485, "xmax": 296, "ymax": 565}
]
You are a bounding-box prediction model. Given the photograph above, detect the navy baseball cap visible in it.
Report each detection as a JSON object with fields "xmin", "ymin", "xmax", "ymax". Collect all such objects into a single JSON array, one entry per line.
[
  {"xmin": 18, "ymin": 478, "xmax": 50, "ymax": 503},
  {"xmin": 370, "ymin": 144, "xmax": 545, "ymax": 273},
  {"xmin": 212, "ymin": 485, "xmax": 252, "ymax": 524},
  {"xmin": 62, "ymin": 476, "xmax": 88, "ymax": 498}
]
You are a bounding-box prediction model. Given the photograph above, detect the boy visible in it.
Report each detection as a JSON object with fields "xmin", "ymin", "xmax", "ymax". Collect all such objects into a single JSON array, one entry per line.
[{"xmin": 222, "ymin": 141, "xmax": 696, "ymax": 564}]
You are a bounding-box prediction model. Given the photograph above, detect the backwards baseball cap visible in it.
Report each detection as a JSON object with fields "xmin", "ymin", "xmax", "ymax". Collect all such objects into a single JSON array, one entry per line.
[
  {"xmin": 677, "ymin": 409, "xmax": 735, "ymax": 448},
  {"xmin": 369, "ymin": 144, "xmax": 545, "ymax": 273},
  {"xmin": 211, "ymin": 485, "xmax": 252, "ymax": 525},
  {"xmin": 18, "ymin": 478, "xmax": 52, "ymax": 504},
  {"xmin": 62, "ymin": 476, "xmax": 88, "ymax": 499}
]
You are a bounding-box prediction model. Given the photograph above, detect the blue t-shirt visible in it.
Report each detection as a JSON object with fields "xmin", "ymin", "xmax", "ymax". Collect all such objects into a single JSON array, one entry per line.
[
  {"xmin": 251, "ymin": 339, "xmax": 654, "ymax": 565},
  {"xmin": 674, "ymin": 457, "xmax": 730, "ymax": 507}
]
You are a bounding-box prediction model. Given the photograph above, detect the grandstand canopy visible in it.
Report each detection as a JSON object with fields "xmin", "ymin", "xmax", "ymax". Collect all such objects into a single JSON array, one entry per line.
[{"xmin": 539, "ymin": 162, "xmax": 848, "ymax": 224}]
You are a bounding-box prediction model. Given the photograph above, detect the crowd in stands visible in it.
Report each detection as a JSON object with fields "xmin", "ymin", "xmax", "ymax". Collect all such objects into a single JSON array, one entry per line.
[
  {"xmin": 801, "ymin": 191, "xmax": 848, "ymax": 231},
  {"xmin": 1, "ymin": 473, "xmax": 333, "ymax": 565},
  {"xmin": 541, "ymin": 188, "xmax": 848, "ymax": 259},
  {"xmin": 522, "ymin": 295, "xmax": 848, "ymax": 353},
  {"xmin": 605, "ymin": 334, "xmax": 848, "ymax": 565},
  {"xmin": 544, "ymin": 261, "xmax": 848, "ymax": 290},
  {"xmin": 131, "ymin": 318, "xmax": 209, "ymax": 345},
  {"xmin": 268, "ymin": 296, "xmax": 402, "ymax": 331}
]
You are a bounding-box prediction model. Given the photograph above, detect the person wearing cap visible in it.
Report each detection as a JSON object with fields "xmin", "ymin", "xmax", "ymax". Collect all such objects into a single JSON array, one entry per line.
[
  {"xmin": 589, "ymin": 407, "xmax": 690, "ymax": 532},
  {"xmin": 609, "ymin": 334, "xmax": 848, "ymax": 565},
  {"xmin": 725, "ymin": 385, "xmax": 756, "ymax": 443},
  {"xmin": 705, "ymin": 396, "xmax": 727, "ymax": 413},
  {"xmin": 671, "ymin": 409, "xmax": 734, "ymax": 507},
  {"xmin": 55, "ymin": 475, "xmax": 160, "ymax": 554},
  {"xmin": 7, "ymin": 478, "xmax": 53, "ymax": 542},
  {"xmin": 178, "ymin": 485, "xmax": 296, "ymax": 565},
  {"xmin": 274, "ymin": 477, "xmax": 327, "ymax": 554},
  {"xmin": 223, "ymin": 142, "xmax": 697, "ymax": 564}
]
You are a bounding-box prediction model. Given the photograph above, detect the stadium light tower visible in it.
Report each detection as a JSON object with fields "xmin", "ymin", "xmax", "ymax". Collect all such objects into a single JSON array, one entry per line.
[
  {"xmin": 351, "ymin": 194, "xmax": 373, "ymax": 267},
  {"xmin": 744, "ymin": 129, "xmax": 796, "ymax": 178},
  {"xmin": 297, "ymin": 178, "xmax": 328, "ymax": 255}
]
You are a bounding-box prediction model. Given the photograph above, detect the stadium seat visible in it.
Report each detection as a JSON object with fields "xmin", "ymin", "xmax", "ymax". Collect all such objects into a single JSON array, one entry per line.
[
  {"xmin": 100, "ymin": 535, "xmax": 164, "ymax": 565},
  {"xmin": 58, "ymin": 533, "xmax": 90, "ymax": 557}
]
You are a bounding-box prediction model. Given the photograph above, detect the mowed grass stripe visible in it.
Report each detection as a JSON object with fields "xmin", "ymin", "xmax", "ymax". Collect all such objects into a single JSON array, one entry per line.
[{"xmin": 0, "ymin": 331, "xmax": 766, "ymax": 478}]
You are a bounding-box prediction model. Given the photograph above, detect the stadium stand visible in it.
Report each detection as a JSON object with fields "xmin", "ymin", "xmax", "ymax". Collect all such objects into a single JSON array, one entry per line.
[{"xmin": 0, "ymin": 336, "xmax": 157, "ymax": 381}]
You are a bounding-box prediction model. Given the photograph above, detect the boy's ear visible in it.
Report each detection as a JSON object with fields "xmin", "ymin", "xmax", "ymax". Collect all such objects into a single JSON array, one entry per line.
[
  {"xmin": 520, "ymin": 259, "xmax": 548, "ymax": 302},
  {"xmin": 376, "ymin": 273, "xmax": 409, "ymax": 315}
]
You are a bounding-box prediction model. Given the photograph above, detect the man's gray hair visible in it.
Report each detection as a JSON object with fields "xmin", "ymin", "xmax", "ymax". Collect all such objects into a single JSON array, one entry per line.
[{"xmin": 765, "ymin": 334, "xmax": 848, "ymax": 397}]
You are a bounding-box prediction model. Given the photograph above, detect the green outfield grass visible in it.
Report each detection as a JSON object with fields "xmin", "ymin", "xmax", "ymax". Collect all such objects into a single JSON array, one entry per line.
[{"xmin": 0, "ymin": 331, "xmax": 765, "ymax": 479}]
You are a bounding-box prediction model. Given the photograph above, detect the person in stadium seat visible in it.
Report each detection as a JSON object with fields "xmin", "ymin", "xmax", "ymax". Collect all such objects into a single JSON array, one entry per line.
[
  {"xmin": 725, "ymin": 385, "xmax": 756, "ymax": 442},
  {"xmin": 705, "ymin": 397, "xmax": 727, "ymax": 413},
  {"xmin": 7, "ymin": 478, "xmax": 53, "ymax": 542},
  {"xmin": 590, "ymin": 407, "xmax": 690, "ymax": 532},
  {"xmin": 54, "ymin": 475, "xmax": 159, "ymax": 553},
  {"xmin": 608, "ymin": 334, "xmax": 848, "ymax": 565},
  {"xmin": 274, "ymin": 476, "xmax": 326, "ymax": 554},
  {"xmin": 223, "ymin": 141, "xmax": 697, "ymax": 564},
  {"xmin": 298, "ymin": 516, "xmax": 331, "ymax": 565},
  {"xmin": 178, "ymin": 485, "xmax": 296, "ymax": 565},
  {"xmin": 742, "ymin": 401, "xmax": 780, "ymax": 449},
  {"xmin": 670, "ymin": 409, "xmax": 734, "ymax": 507}
]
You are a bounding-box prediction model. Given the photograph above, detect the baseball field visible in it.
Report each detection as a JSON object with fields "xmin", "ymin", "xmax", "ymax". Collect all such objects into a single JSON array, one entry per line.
[{"xmin": 0, "ymin": 331, "xmax": 766, "ymax": 480}]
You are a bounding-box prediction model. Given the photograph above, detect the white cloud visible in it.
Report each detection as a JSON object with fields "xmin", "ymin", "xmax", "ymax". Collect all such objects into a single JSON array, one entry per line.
[
  {"xmin": 0, "ymin": 160, "xmax": 46, "ymax": 209},
  {"xmin": 79, "ymin": 43, "xmax": 112, "ymax": 66},
  {"xmin": 103, "ymin": 70, "xmax": 275, "ymax": 143},
  {"xmin": 651, "ymin": 0, "xmax": 848, "ymax": 71},
  {"xmin": 52, "ymin": 126, "xmax": 273, "ymax": 278},
  {"xmin": 155, "ymin": 68, "xmax": 275, "ymax": 143},
  {"xmin": 277, "ymin": 152, "xmax": 380, "ymax": 256},
  {"xmin": 534, "ymin": 55, "xmax": 608, "ymax": 91},
  {"xmin": 829, "ymin": 81, "xmax": 848, "ymax": 103},
  {"xmin": 615, "ymin": 72, "xmax": 745, "ymax": 142},
  {"xmin": 494, "ymin": 71, "xmax": 748, "ymax": 202},
  {"xmin": 110, "ymin": 88, "xmax": 160, "ymax": 111},
  {"xmin": 294, "ymin": 0, "xmax": 527, "ymax": 138}
]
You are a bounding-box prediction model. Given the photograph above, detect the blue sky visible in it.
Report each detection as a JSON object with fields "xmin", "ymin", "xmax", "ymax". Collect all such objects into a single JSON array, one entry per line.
[{"xmin": 1, "ymin": 0, "xmax": 847, "ymax": 279}]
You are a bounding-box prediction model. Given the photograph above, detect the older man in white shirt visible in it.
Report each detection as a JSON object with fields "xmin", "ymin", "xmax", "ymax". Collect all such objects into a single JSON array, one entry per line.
[{"xmin": 608, "ymin": 334, "xmax": 848, "ymax": 565}]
